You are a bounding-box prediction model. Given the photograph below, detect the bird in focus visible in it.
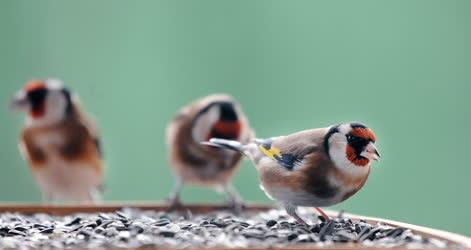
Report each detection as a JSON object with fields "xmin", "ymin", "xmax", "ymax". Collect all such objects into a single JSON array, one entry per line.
[
  {"xmin": 203, "ymin": 122, "xmax": 380, "ymax": 225},
  {"xmin": 166, "ymin": 94, "xmax": 254, "ymax": 211},
  {"xmin": 10, "ymin": 79, "xmax": 105, "ymax": 203}
]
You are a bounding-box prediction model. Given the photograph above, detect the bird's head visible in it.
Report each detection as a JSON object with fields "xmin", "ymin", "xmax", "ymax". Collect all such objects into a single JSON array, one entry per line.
[
  {"xmin": 191, "ymin": 95, "xmax": 244, "ymax": 143},
  {"xmin": 10, "ymin": 79, "xmax": 73, "ymax": 126},
  {"xmin": 325, "ymin": 122, "xmax": 380, "ymax": 171}
]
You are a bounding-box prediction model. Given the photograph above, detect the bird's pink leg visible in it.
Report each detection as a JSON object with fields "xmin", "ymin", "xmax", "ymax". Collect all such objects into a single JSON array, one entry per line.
[
  {"xmin": 315, "ymin": 207, "xmax": 330, "ymax": 221},
  {"xmin": 284, "ymin": 204, "xmax": 309, "ymax": 226}
]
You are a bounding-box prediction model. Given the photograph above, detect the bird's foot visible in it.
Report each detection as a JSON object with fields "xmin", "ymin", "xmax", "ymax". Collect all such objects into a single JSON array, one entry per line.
[
  {"xmin": 315, "ymin": 207, "xmax": 331, "ymax": 221},
  {"xmin": 227, "ymin": 200, "xmax": 246, "ymax": 215},
  {"xmin": 284, "ymin": 204, "xmax": 310, "ymax": 227},
  {"xmin": 166, "ymin": 196, "xmax": 184, "ymax": 211}
]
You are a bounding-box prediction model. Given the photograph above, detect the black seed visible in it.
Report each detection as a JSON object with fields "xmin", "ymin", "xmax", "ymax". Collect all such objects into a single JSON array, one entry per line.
[
  {"xmin": 239, "ymin": 222, "xmax": 250, "ymax": 228},
  {"xmin": 242, "ymin": 229, "xmax": 265, "ymax": 239},
  {"xmin": 8, "ymin": 229, "xmax": 26, "ymax": 236},
  {"xmin": 40, "ymin": 228, "xmax": 54, "ymax": 234},
  {"xmin": 340, "ymin": 218, "xmax": 352, "ymax": 225},
  {"xmin": 359, "ymin": 228, "xmax": 381, "ymax": 241},
  {"xmin": 33, "ymin": 224, "xmax": 46, "ymax": 229},
  {"xmin": 0, "ymin": 227, "xmax": 10, "ymax": 233},
  {"xmin": 319, "ymin": 220, "xmax": 335, "ymax": 240},
  {"xmin": 95, "ymin": 218, "xmax": 102, "ymax": 226},
  {"xmin": 65, "ymin": 217, "xmax": 81, "ymax": 226},
  {"xmin": 279, "ymin": 221, "xmax": 291, "ymax": 228},
  {"xmin": 14, "ymin": 226, "xmax": 28, "ymax": 232},
  {"xmin": 115, "ymin": 212, "xmax": 128, "ymax": 219},
  {"xmin": 310, "ymin": 224, "xmax": 321, "ymax": 233},
  {"xmin": 386, "ymin": 227, "xmax": 406, "ymax": 238},
  {"xmin": 115, "ymin": 226, "xmax": 128, "ymax": 231},
  {"xmin": 287, "ymin": 233, "xmax": 298, "ymax": 241},
  {"xmin": 355, "ymin": 224, "xmax": 363, "ymax": 234},
  {"xmin": 154, "ymin": 219, "xmax": 170, "ymax": 227},
  {"xmin": 100, "ymin": 220, "xmax": 114, "ymax": 228},
  {"xmin": 266, "ymin": 220, "xmax": 277, "ymax": 227},
  {"xmin": 210, "ymin": 219, "xmax": 226, "ymax": 228},
  {"xmin": 159, "ymin": 231, "xmax": 176, "ymax": 238},
  {"xmin": 84, "ymin": 222, "xmax": 98, "ymax": 229},
  {"xmin": 357, "ymin": 226, "xmax": 371, "ymax": 240},
  {"xmin": 94, "ymin": 227, "xmax": 105, "ymax": 234},
  {"xmin": 68, "ymin": 225, "xmax": 83, "ymax": 233},
  {"xmin": 318, "ymin": 215, "xmax": 326, "ymax": 222},
  {"xmin": 404, "ymin": 235, "xmax": 414, "ymax": 242}
]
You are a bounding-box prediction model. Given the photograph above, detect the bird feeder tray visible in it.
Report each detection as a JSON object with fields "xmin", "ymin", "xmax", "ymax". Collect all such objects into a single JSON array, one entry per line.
[{"xmin": 0, "ymin": 203, "xmax": 468, "ymax": 250}]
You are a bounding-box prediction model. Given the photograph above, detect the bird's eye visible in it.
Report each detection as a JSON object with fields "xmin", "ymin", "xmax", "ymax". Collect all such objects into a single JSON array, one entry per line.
[{"xmin": 346, "ymin": 134, "xmax": 352, "ymax": 141}]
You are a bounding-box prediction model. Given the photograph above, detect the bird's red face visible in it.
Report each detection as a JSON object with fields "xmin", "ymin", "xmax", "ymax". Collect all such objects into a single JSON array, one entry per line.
[
  {"xmin": 345, "ymin": 125, "xmax": 379, "ymax": 167},
  {"xmin": 206, "ymin": 102, "xmax": 241, "ymax": 141},
  {"xmin": 10, "ymin": 79, "xmax": 72, "ymax": 125},
  {"xmin": 207, "ymin": 120, "xmax": 241, "ymax": 141},
  {"xmin": 10, "ymin": 80, "xmax": 49, "ymax": 119},
  {"xmin": 24, "ymin": 81, "xmax": 49, "ymax": 119}
]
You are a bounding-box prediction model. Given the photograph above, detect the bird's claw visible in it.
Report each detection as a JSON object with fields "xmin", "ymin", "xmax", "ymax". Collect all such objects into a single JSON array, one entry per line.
[
  {"xmin": 227, "ymin": 200, "xmax": 246, "ymax": 215},
  {"xmin": 166, "ymin": 196, "xmax": 184, "ymax": 211}
]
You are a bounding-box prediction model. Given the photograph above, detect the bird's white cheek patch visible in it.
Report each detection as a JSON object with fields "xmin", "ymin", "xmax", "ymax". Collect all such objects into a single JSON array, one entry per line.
[
  {"xmin": 328, "ymin": 134, "xmax": 369, "ymax": 177},
  {"xmin": 192, "ymin": 105, "xmax": 220, "ymax": 142},
  {"xmin": 328, "ymin": 134, "xmax": 347, "ymax": 161},
  {"xmin": 26, "ymin": 89, "xmax": 68, "ymax": 128}
]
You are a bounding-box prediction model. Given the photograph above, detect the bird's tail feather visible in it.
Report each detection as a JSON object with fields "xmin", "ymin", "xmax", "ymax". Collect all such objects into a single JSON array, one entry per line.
[{"xmin": 201, "ymin": 138, "xmax": 245, "ymax": 152}]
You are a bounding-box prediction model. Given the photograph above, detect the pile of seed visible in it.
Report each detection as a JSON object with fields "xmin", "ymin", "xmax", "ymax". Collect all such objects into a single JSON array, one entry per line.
[{"xmin": 0, "ymin": 208, "xmax": 452, "ymax": 249}]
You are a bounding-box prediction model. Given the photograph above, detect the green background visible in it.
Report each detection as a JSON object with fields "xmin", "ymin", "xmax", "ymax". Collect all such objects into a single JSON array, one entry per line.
[{"xmin": 0, "ymin": 0, "xmax": 469, "ymax": 235}]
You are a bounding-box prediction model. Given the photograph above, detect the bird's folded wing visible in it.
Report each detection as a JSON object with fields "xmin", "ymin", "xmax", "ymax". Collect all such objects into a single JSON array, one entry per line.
[
  {"xmin": 80, "ymin": 115, "xmax": 103, "ymax": 158},
  {"xmin": 255, "ymin": 128, "xmax": 328, "ymax": 170},
  {"xmin": 72, "ymin": 98, "xmax": 104, "ymax": 159}
]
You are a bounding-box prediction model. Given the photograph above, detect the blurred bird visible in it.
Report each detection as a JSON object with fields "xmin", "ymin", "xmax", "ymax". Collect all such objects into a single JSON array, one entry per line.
[
  {"xmin": 202, "ymin": 122, "xmax": 380, "ymax": 225},
  {"xmin": 166, "ymin": 94, "xmax": 254, "ymax": 211},
  {"xmin": 10, "ymin": 79, "xmax": 105, "ymax": 203}
]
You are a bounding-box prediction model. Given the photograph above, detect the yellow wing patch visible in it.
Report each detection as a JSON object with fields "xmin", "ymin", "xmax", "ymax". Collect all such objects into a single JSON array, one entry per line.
[
  {"xmin": 259, "ymin": 145, "xmax": 282, "ymax": 159},
  {"xmin": 257, "ymin": 140, "xmax": 303, "ymax": 170}
]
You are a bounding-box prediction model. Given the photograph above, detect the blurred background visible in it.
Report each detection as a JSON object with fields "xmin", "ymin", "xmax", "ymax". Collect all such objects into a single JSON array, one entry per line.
[{"xmin": 0, "ymin": 0, "xmax": 469, "ymax": 235}]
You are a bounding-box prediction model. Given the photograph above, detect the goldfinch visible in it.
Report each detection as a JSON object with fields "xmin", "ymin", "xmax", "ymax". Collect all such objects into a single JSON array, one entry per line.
[
  {"xmin": 203, "ymin": 122, "xmax": 380, "ymax": 225},
  {"xmin": 166, "ymin": 94, "xmax": 254, "ymax": 211},
  {"xmin": 10, "ymin": 79, "xmax": 105, "ymax": 203}
]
